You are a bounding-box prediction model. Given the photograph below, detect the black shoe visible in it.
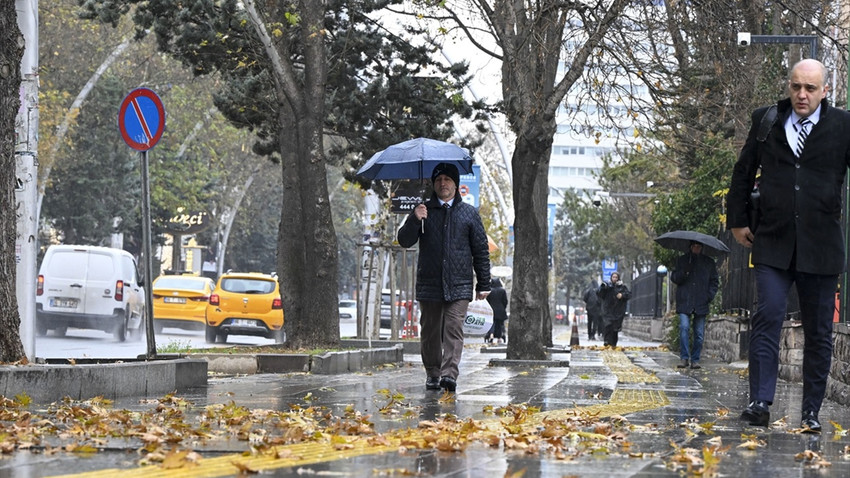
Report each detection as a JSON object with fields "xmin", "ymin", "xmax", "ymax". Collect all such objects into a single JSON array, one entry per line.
[
  {"xmin": 439, "ymin": 376, "xmax": 457, "ymax": 392},
  {"xmin": 425, "ymin": 377, "xmax": 441, "ymax": 390},
  {"xmin": 690, "ymin": 361, "xmax": 701, "ymax": 370},
  {"xmin": 676, "ymin": 359, "xmax": 689, "ymax": 369},
  {"xmin": 740, "ymin": 400, "xmax": 770, "ymax": 427},
  {"xmin": 801, "ymin": 411, "xmax": 822, "ymax": 433}
]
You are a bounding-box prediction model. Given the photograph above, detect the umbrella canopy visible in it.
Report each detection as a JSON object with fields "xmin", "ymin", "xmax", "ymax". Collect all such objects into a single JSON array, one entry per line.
[
  {"xmin": 356, "ymin": 137, "xmax": 473, "ymax": 181},
  {"xmin": 654, "ymin": 230, "xmax": 731, "ymax": 257}
]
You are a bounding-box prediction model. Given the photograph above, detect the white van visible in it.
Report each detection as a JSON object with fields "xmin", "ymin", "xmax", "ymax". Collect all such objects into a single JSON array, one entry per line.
[{"xmin": 36, "ymin": 245, "xmax": 146, "ymax": 341}]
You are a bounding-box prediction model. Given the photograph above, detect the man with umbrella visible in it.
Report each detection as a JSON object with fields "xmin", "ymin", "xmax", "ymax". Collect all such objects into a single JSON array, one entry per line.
[
  {"xmin": 397, "ymin": 162, "xmax": 491, "ymax": 393},
  {"xmin": 671, "ymin": 241, "xmax": 719, "ymax": 370}
]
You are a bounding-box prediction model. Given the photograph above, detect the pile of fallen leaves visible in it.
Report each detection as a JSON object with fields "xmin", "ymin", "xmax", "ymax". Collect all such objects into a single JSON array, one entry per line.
[
  {"xmin": 1, "ymin": 391, "xmax": 849, "ymax": 474},
  {"xmin": 0, "ymin": 391, "xmax": 639, "ymax": 468}
]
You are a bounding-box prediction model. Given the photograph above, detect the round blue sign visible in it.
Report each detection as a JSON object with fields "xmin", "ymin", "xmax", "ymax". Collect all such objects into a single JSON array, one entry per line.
[{"xmin": 118, "ymin": 88, "xmax": 165, "ymax": 151}]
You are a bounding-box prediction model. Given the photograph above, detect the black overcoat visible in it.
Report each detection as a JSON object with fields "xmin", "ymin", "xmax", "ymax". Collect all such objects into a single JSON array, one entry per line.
[
  {"xmin": 397, "ymin": 194, "xmax": 491, "ymax": 302},
  {"xmin": 671, "ymin": 253, "xmax": 718, "ymax": 316},
  {"xmin": 728, "ymin": 98, "xmax": 850, "ymax": 275}
]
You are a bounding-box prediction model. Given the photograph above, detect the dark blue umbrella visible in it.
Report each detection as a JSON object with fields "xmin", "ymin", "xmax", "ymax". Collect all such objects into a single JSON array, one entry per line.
[{"xmin": 356, "ymin": 138, "xmax": 473, "ymax": 180}]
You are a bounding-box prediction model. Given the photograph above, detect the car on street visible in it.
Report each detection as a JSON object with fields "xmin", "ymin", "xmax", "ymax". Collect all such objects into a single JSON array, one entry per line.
[
  {"xmin": 339, "ymin": 299, "xmax": 357, "ymax": 323},
  {"xmin": 152, "ymin": 274, "xmax": 215, "ymax": 333},
  {"xmin": 339, "ymin": 299, "xmax": 358, "ymax": 338},
  {"xmin": 205, "ymin": 272, "xmax": 285, "ymax": 344},
  {"xmin": 36, "ymin": 244, "xmax": 146, "ymax": 342},
  {"xmin": 380, "ymin": 289, "xmax": 411, "ymax": 330}
]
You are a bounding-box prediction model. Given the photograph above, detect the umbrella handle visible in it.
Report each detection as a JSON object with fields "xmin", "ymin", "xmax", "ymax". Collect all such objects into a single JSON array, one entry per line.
[{"xmin": 421, "ymin": 218, "xmax": 425, "ymax": 234}]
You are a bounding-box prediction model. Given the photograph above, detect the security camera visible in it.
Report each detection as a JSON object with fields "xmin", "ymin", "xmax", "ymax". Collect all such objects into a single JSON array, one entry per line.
[
  {"xmin": 592, "ymin": 194, "xmax": 602, "ymax": 207},
  {"xmin": 737, "ymin": 32, "xmax": 751, "ymax": 46}
]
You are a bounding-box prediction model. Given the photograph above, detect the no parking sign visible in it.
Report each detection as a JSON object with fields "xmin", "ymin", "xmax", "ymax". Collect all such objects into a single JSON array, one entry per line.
[
  {"xmin": 117, "ymin": 87, "xmax": 166, "ymax": 358},
  {"xmin": 118, "ymin": 88, "xmax": 165, "ymax": 151}
]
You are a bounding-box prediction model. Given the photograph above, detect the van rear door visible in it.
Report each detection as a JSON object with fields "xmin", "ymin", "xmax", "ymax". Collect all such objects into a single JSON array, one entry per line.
[
  {"xmin": 84, "ymin": 251, "xmax": 119, "ymax": 316},
  {"xmin": 42, "ymin": 249, "xmax": 89, "ymax": 313}
]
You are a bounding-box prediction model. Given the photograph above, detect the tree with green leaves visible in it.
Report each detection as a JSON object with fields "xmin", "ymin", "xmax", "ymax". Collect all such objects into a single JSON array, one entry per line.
[{"xmin": 78, "ymin": 0, "xmax": 485, "ymax": 348}]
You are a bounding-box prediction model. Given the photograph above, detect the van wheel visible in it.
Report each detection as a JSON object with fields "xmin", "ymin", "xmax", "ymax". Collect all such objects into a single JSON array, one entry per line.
[
  {"xmin": 153, "ymin": 321, "xmax": 164, "ymax": 334},
  {"xmin": 36, "ymin": 320, "xmax": 48, "ymax": 336},
  {"xmin": 205, "ymin": 324, "xmax": 218, "ymax": 344},
  {"xmin": 54, "ymin": 326, "xmax": 67, "ymax": 337},
  {"xmin": 217, "ymin": 332, "xmax": 228, "ymax": 344},
  {"xmin": 114, "ymin": 311, "xmax": 129, "ymax": 342},
  {"xmin": 130, "ymin": 318, "xmax": 145, "ymax": 341}
]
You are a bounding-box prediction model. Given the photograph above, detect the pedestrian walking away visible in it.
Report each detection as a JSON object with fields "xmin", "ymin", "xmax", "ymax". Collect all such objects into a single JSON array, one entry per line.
[
  {"xmin": 486, "ymin": 278, "xmax": 508, "ymax": 344},
  {"xmin": 582, "ymin": 278, "xmax": 602, "ymax": 341},
  {"xmin": 596, "ymin": 272, "xmax": 630, "ymax": 347},
  {"xmin": 671, "ymin": 241, "xmax": 719, "ymax": 370},
  {"xmin": 397, "ymin": 162, "xmax": 491, "ymax": 393},
  {"xmin": 727, "ymin": 58, "xmax": 850, "ymax": 432}
]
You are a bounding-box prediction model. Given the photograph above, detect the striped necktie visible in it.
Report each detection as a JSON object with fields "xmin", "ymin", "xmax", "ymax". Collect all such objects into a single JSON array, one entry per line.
[{"xmin": 795, "ymin": 117, "xmax": 812, "ymax": 157}]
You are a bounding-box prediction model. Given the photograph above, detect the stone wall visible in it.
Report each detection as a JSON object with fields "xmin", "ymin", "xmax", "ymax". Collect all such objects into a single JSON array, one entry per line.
[
  {"xmin": 704, "ymin": 316, "xmax": 749, "ymax": 363},
  {"xmin": 624, "ymin": 314, "xmax": 850, "ymax": 406}
]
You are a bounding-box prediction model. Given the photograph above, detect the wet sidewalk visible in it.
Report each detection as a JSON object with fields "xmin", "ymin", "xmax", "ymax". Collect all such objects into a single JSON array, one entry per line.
[{"xmin": 7, "ymin": 325, "xmax": 850, "ymax": 477}]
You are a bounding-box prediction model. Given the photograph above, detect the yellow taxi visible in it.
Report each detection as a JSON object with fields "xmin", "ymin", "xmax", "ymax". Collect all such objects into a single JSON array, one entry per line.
[
  {"xmin": 151, "ymin": 274, "xmax": 216, "ymax": 333},
  {"xmin": 205, "ymin": 272, "xmax": 285, "ymax": 344}
]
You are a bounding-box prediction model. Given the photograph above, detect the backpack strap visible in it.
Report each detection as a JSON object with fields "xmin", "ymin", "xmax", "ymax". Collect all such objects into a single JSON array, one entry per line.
[{"xmin": 756, "ymin": 105, "xmax": 777, "ymax": 142}]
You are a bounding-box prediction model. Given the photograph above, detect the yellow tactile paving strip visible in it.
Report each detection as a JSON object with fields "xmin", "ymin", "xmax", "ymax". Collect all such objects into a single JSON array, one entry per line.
[{"xmin": 51, "ymin": 349, "xmax": 669, "ymax": 477}]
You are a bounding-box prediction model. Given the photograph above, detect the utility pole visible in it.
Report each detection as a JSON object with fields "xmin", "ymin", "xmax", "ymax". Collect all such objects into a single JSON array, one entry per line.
[{"xmin": 15, "ymin": 0, "xmax": 38, "ymax": 361}]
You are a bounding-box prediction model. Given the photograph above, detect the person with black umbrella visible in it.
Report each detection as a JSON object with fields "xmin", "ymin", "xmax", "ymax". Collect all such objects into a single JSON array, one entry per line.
[{"xmin": 671, "ymin": 241, "xmax": 719, "ymax": 370}]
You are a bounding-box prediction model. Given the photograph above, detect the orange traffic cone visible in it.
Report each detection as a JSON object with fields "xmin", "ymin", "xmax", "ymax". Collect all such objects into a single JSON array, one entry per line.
[{"xmin": 570, "ymin": 320, "xmax": 580, "ymax": 347}]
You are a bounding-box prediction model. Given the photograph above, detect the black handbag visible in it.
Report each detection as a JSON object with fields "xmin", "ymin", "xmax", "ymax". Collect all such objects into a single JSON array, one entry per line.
[{"xmin": 748, "ymin": 105, "xmax": 777, "ymax": 233}]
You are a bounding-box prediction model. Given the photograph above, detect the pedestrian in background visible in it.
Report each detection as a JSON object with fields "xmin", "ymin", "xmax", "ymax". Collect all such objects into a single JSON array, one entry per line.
[
  {"xmin": 671, "ymin": 241, "xmax": 719, "ymax": 370},
  {"xmin": 597, "ymin": 272, "xmax": 630, "ymax": 347},
  {"xmin": 486, "ymin": 278, "xmax": 508, "ymax": 344},
  {"xmin": 728, "ymin": 59, "xmax": 850, "ymax": 432},
  {"xmin": 398, "ymin": 162, "xmax": 491, "ymax": 393},
  {"xmin": 583, "ymin": 278, "xmax": 602, "ymax": 341}
]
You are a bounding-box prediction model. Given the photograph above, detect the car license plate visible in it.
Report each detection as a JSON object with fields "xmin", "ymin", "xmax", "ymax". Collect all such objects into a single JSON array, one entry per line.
[
  {"xmin": 163, "ymin": 297, "xmax": 187, "ymax": 304},
  {"xmin": 50, "ymin": 298, "xmax": 78, "ymax": 308},
  {"xmin": 232, "ymin": 319, "xmax": 255, "ymax": 327}
]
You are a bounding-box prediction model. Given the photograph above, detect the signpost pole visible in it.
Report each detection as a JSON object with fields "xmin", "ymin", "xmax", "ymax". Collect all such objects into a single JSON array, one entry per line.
[
  {"xmin": 140, "ymin": 150, "xmax": 156, "ymax": 358},
  {"xmin": 118, "ymin": 87, "xmax": 165, "ymax": 359}
]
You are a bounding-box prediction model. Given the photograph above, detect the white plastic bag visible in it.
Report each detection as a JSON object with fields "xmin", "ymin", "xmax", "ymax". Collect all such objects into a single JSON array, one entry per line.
[{"xmin": 463, "ymin": 299, "xmax": 494, "ymax": 336}]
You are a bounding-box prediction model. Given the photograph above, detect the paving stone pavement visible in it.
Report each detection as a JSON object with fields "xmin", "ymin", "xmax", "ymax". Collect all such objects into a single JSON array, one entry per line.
[{"xmin": 4, "ymin": 325, "xmax": 850, "ymax": 477}]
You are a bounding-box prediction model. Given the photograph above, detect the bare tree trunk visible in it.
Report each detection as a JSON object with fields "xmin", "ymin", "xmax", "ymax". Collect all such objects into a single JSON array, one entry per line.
[
  {"xmin": 1, "ymin": 1, "xmax": 26, "ymax": 362},
  {"xmin": 506, "ymin": 128, "xmax": 556, "ymax": 360},
  {"xmin": 245, "ymin": 0, "xmax": 339, "ymax": 347}
]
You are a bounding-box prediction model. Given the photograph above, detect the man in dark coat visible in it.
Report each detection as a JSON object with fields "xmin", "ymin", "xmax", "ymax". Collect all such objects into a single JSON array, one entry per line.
[
  {"xmin": 596, "ymin": 272, "xmax": 630, "ymax": 347},
  {"xmin": 671, "ymin": 242, "xmax": 719, "ymax": 370},
  {"xmin": 728, "ymin": 59, "xmax": 850, "ymax": 432},
  {"xmin": 486, "ymin": 278, "xmax": 508, "ymax": 343},
  {"xmin": 582, "ymin": 279, "xmax": 602, "ymax": 341},
  {"xmin": 398, "ymin": 162, "xmax": 491, "ymax": 393}
]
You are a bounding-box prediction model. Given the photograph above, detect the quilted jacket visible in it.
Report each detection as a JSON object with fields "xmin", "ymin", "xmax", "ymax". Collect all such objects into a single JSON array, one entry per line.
[{"xmin": 397, "ymin": 194, "xmax": 491, "ymax": 302}]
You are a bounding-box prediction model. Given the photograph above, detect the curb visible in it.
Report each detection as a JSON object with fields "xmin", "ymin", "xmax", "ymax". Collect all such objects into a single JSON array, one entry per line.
[
  {"xmin": 0, "ymin": 358, "xmax": 208, "ymax": 404},
  {"xmin": 190, "ymin": 344, "xmax": 405, "ymax": 375}
]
